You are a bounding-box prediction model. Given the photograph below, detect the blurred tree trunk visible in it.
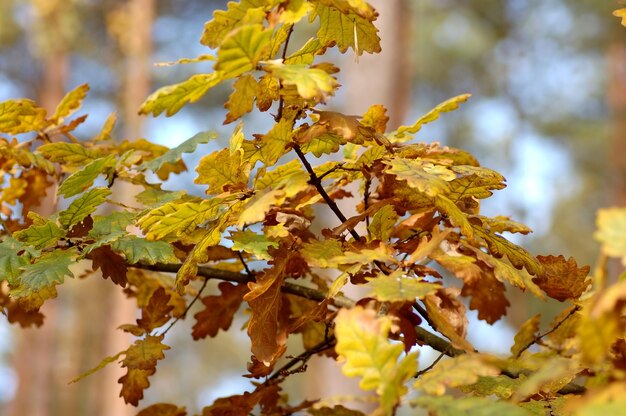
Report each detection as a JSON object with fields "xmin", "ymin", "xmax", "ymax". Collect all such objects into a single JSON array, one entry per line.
[
  {"xmin": 8, "ymin": 2, "xmax": 69, "ymax": 415},
  {"xmin": 98, "ymin": 0, "xmax": 155, "ymax": 411},
  {"xmin": 9, "ymin": 1, "xmax": 153, "ymax": 415},
  {"xmin": 305, "ymin": 0, "xmax": 412, "ymax": 408}
]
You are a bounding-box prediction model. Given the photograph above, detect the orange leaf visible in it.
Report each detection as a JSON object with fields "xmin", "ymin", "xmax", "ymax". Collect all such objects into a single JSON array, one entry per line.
[
  {"xmin": 192, "ymin": 282, "xmax": 248, "ymax": 340},
  {"xmin": 533, "ymin": 255, "xmax": 591, "ymax": 302},
  {"xmin": 244, "ymin": 253, "xmax": 292, "ymax": 366},
  {"xmin": 136, "ymin": 287, "xmax": 174, "ymax": 332},
  {"xmin": 461, "ymin": 266, "xmax": 509, "ymax": 324}
]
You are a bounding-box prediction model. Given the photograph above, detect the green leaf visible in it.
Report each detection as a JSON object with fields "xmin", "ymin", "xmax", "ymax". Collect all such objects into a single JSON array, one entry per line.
[
  {"xmin": 0, "ymin": 99, "xmax": 47, "ymax": 134},
  {"xmin": 384, "ymin": 158, "xmax": 454, "ymax": 197},
  {"xmin": 413, "ymin": 395, "xmax": 531, "ymax": 416},
  {"xmin": 139, "ymin": 73, "xmax": 223, "ymax": 117},
  {"xmin": 395, "ymin": 94, "xmax": 471, "ymax": 138},
  {"xmin": 90, "ymin": 211, "xmax": 136, "ymax": 237},
  {"xmin": 595, "ymin": 208, "xmax": 626, "ymax": 265},
  {"xmin": 139, "ymin": 131, "xmax": 218, "ymax": 173},
  {"xmin": 254, "ymin": 159, "xmax": 309, "ymax": 197},
  {"xmin": 13, "ymin": 221, "xmax": 64, "ymax": 250},
  {"xmin": 93, "ymin": 112, "xmax": 117, "ymax": 141},
  {"xmin": 59, "ymin": 187, "xmax": 111, "ymax": 230},
  {"xmin": 335, "ymin": 306, "xmax": 417, "ymax": 415},
  {"xmin": 229, "ymin": 229, "xmax": 278, "ymax": 260},
  {"xmin": 58, "ymin": 155, "xmax": 117, "ymax": 198},
  {"xmin": 313, "ymin": 4, "xmax": 381, "ymax": 55},
  {"xmin": 367, "ymin": 270, "xmax": 440, "ymax": 302},
  {"xmin": 224, "ymin": 75, "xmax": 258, "ymax": 124},
  {"xmin": 37, "ymin": 142, "xmax": 102, "ymax": 166},
  {"xmin": 111, "ymin": 235, "xmax": 178, "ymax": 265},
  {"xmin": 200, "ymin": 0, "xmax": 267, "ymax": 48},
  {"xmin": 264, "ymin": 61, "xmax": 338, "ymax": 101},
  {"xmin": 510, "ymin": 314, "xmax": 540, "ymax": 357},
  {"xmin": 10, "ymin": 249, "xmax": 76, "ymax": 298},
  {"xmin": 138, "ymin": 198, "xmax": 227, "ymax": 240},
  {"xmin": 0, "ymin": 238, "xmax": 38, "ymax": 284},
  {"xmin": 215, "ymin": 24, "xmax": 272, "ymax": 78},
  {"xmin": 51, "ymin": 83, "xmax": 89, "ymax": 125},
  {"xmin": 300, "ymin": 238, "xmax": 345, "ymax": 268}
]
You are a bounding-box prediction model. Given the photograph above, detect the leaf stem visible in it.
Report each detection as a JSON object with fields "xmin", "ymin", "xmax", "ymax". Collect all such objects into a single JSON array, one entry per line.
[{"xmin": 515, "ymin": 305, "xmax": 580, "ymax": 357}]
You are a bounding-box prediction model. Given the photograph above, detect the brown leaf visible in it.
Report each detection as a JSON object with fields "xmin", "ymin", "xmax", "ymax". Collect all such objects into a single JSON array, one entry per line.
[
  {"xmin": 91, "ymin": 245, "xmax": 128, "ymax": 287},
  {"xmin": 137, "ymin": 403, "xmax": 187, "ymax": 416},
  {"xmin": 533, "ymin": 255, "xmax": 591, "ymax": 301},
  {"xmin": 137, "ymin": 287, "xmax": 174, "ymax": 332},
  {"xmin": 424, "ymin": 288, "xmax": 474, "ymax": 351},
  {"xmin": 67, "ymin": 215, "xmax": 93, "ymax": 238},
  {"xmin": 18, "ymin": 169, "xmax": 53, "ymax": 214},
  {"xmin": 192, "ymin": 282, "xmax": 248, "ymax": 340},
  {"xmin": 0, "ymin": 292, "xmax": 44, "ymax": 327},
  {"xmin": 461, "ymin": 265, "xmax": 509, "ymax": 324},
  {"xmin": 119, "ymin": 335, "xmax": 169, "ymax": 406},
  {"xmin": 201, "ymin": 391, "xmax": 263, "ymax": 416},
  {"xmin": 119, "ymin": 368, "xmax": 153, "ymax": 406}
]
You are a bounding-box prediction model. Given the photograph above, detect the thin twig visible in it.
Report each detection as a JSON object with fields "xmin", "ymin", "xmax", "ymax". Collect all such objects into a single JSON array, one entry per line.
[
  {"xmin": 158, "ymin": 276, "xmax": 210, "ymax": 336},
  {"xmin": 237, "ymin": 251, "xmax": 254, "ymax": 278},
  {"xmin": 267, "ymin": 337, "xmax": 336, "ymax": 382},
  {"xmin": 415, "ymin": 351, "xmax": 445, "ymax": 378},
  {"xmin": 515, "ymin": 305, "xmax": 581, "ymax": 357},
  {"xmin": 275, "ymin": 24, "xmax": 294, "ymax": 122}
]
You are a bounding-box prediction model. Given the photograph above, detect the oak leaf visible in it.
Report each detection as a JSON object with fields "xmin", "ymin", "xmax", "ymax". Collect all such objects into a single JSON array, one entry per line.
[
  {"xmin": 414, "ymin": 354, "xmax": 499, "ymax": 396},
  {"xmin": 50, "ymin": 83, "xmax": 89, "ymax": 125},
  {"xmin": 136, "ymin": 287, "xmax": 174, "ymax": 332},
  {"xmin": 313, "ymin": 4, "xmax": 381, "ymax": 55},
  {"xmin": 119, "ymin": 335, "xmax": 170, "ymax": 405},
  {"xmin": 90, "ymin": 245, "xmax": 128, "ymax": 287},
  {"xmin": 137, "ymin": 403, "xmax": 187, "ymax": 416},
  {"xmin": 224, "ymin": 74, "xmax": 258, "ymax": 124},
  {"xmin": 533, "ymin": 255, "xmax": 591, "ymax": 301},
  {"xmin": 424, "ymin": 288, "xmax": 473, "ymax": 352},
  {"xmin": 511, "ymin": 314, "xmax": 540, "ymax": 357},
  {"xmin": 192, "ymin": 282, "xmax": 248, "ymax": 340}
]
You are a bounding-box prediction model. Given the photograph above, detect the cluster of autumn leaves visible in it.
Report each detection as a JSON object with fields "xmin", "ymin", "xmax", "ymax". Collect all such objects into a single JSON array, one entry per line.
[{"xmin": 1, "ymin": 1, "xmax": 626, "ymax": 415}]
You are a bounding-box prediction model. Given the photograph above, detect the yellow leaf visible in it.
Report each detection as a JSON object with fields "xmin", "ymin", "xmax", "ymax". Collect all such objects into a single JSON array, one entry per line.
[
  {"xmin": 155, "ymin": 54, "xmax": 216, "ymax": 66},
  {"xmin": 434, "ymin": 194, "xmax": 473, "ymax": 239},
  {"xmin": 256, "ymin": 74, "xmax": 280, "ymax": 111},
  {"xmin": 424, "ymin": 288, "xmax": 474, "ymax": 352},
  {"xmin": 264, "ymin": 60, "xmax": 338, "ymax": 101},
  {"xmin": 50, "ymin": 83, "xmax": 89, "ymax": 125},
  {"xmin": 513, "ymin": 356, "xmax": 580, "ymax": 402},
  {"xmin": 361, "ymin": 104, "xmax": 389, "ymax": 134},
  {"xmin": 595, "ymin": 208, "xmax": 626, "ymax": 265},
  {"xmin": 312, "ymin": 4, "xmax": 381, "ymax": 55},
  {"xmin": 138, "ymin": 198, "xmax": 227, "ymax": 240},
  {"xmin": 237, "ymin": 189, "xmax": 286, "ymax": 227},
  {"xmin": 280, "ymin": 0, "xmax": 314, "ymax": 24},
  {"xmin": 335, "ymin": 307, "xmax": 417, "ymax": 415},
  {"xmin": 614, "ymin": 8, "xmax": 626, "ymax": 26},
  {"xmin": 37, "ymin": 142, "xmax": 102, "ymax": 166},
  {"xmin": 200, "ymin": 0, "xmax": 267, "ymax": 48},
  {"xmin": 414, "ymin": 354, "xmax": 499, "ymax": 396},
  {"xmin": 300, "ymin": 238, "xmax": 344, "ymax": 268},
  {"xmin": 0, "ymin": 99, "xmax": 47, "ymax": 134},
  {"xmin": 224, "ymin": 75, "xmax": 258, "ymax": 124},
  {"xmin": 368, "ymin": 205, "xmax": 398, "ymax": 241},
  {"xmin": 367, "ymin": 270, "xmax": 440, "ymax": 302},
  {"xmin": 254, "ymin": 159, "xmax": 309, "ymax": 198},
  {"xmin": 510, "ymin": 314, "xmax": 540, "ymax": 357},
  {"xmin": 93, "ymin": 112, "xmax": 117, "ymax": 141},
  {"xmin": 216, "ymin": 24, "xmax": 272, "ymax": 78},
  {"xmin": 195, "ymin": 148, "xmax": 250, "ymax": 195},
  {"xmin": 285, "ymin": 38, "xmax": 325, "ymax": 65},
  {"xmin": 394, "ymin": 94, "xmax": 471, "ymax": 139},
  {"xmin": 243, "ymin": 118, "xmax": 293, "ymax": 166},
  {"xmin": 139, "ymin": 73, "xmax": 223, "ymax": 117},
  {"xmin": 326, "ymin": 243, "xmax": 397, "ymax": 268},
  {"xmin": 384, "ymin": 158, "xmax": 454, "ymax": 197}
]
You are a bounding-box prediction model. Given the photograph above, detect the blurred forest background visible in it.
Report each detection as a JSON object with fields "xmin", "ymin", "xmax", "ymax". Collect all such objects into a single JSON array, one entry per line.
[{"xmin": 0, "ymin": 0, "xmax": 624, "ymax": 414}]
